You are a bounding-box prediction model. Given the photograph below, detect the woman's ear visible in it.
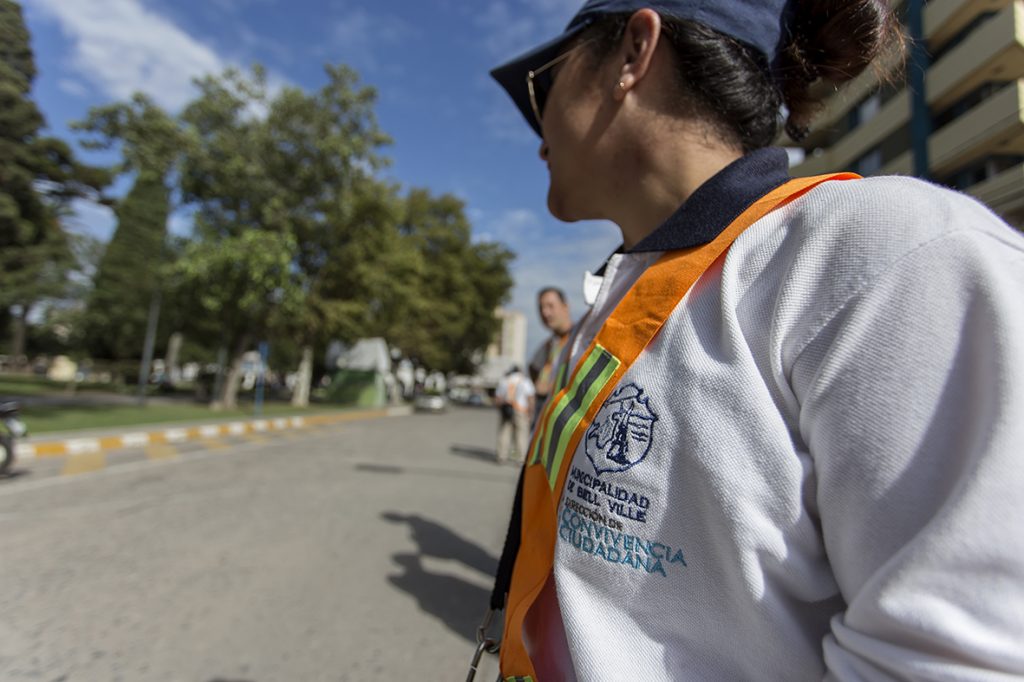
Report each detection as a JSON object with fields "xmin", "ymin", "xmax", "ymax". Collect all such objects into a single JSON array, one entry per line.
[{"xmin": 613, "ymin": 9, "xmax": 662, "ymax": 100}]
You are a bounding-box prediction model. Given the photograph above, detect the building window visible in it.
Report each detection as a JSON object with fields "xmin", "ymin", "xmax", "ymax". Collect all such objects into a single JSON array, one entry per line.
[
  {"xmin": 938, "ymin": 155, "xmax": 1024, "ymax": 191},
  {"xmin": 853, "ymin": 148, "xmax": 884, "ymax": 176},
  {"xmin": 930, "ymin": 11, "xmax": 998, "ymax": 61},
  {"xmin": 879, "ymin": 123, "xmax": 912, "ymax": 166},
  {"xmin": 845, "ymin": 92, "xmax": 883, "ymax": 133},
  {"xmin": 934, "ymin": 81, "xmax": 1013, "ymax": 129}
]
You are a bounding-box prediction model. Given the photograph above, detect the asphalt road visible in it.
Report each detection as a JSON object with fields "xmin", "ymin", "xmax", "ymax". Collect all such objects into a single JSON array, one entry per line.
[{"xmin": 0, "ymin": 407, "xmax": 517, "ymax": 681}]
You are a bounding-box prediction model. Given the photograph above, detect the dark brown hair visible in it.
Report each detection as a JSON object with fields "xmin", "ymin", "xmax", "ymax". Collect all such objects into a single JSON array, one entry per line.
[
  {"xmin": 584, "ymin": 0, "xmax": 905, "ymax": 150},
  {"xmin": 537, "ymin": 286, "xmax": 567, "ymax": 304}
]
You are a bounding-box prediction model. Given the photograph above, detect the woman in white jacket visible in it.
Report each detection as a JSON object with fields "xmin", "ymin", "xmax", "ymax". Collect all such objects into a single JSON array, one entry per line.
[{"xmin": 484, "ymin": 1, "xmax": 1024, "ymax": 680}]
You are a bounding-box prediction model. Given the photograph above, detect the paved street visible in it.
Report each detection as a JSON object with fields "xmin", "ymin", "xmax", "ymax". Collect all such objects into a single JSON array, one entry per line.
[{"xmin": 0, "ymin": 407, "xmax": 516, "ymax": 681}]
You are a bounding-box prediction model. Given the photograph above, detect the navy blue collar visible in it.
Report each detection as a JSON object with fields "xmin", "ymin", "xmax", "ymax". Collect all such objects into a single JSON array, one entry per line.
[{"xmin": 628, "ymin": 147, "xmax": 791, "ymax": 253}]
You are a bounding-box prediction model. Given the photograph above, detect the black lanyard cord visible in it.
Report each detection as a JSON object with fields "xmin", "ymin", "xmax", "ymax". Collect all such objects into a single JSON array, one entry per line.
[{"xmin": 490, "ymin": 464, "xmax": 524, "ymax": 611}]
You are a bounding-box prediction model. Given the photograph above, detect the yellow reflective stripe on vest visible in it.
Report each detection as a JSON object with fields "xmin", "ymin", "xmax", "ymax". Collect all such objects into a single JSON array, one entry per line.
[
  {"xmin": 553, "ymin": 361, "xmax": 569, "ymax": 394},
  {"xmin": 531, "ymin": 345, "xmax": 620, "ymax": 489}
]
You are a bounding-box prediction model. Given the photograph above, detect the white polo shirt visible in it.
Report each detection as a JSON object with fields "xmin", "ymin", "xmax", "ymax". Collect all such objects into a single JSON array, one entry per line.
[{"xmin": 523, "ymin": 152, "xmax": 1024, "ymax": 681}]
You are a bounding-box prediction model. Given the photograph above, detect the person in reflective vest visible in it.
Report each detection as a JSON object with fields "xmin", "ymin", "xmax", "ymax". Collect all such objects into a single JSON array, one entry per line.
[{"xmin": 483, "ymin": 0, "xmax": 1024, "ymax": 680}]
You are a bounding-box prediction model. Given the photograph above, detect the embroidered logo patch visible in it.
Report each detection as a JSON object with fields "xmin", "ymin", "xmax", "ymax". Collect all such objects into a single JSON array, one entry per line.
[{"xmin": 585, "ymin": 383, "xmax": 658, "ymax": 475}]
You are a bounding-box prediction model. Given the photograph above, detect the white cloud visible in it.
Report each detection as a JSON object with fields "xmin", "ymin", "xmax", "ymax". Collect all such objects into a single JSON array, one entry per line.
[
  {"xmin": 65, "ymin": 199, "xmax": 116, "ymax": 242},
  {"xmin": 478, "ymin": 0, "xmax": 582, "ymax": 144},
  {"xmin": 32, "ymin": 0, "xmax": 226, "ymax": 111},
  {"xmin": 236, "ymin": 24, "xmax": 293, "ymax": 65},
  {"xmin": 208, "ymin": 0, "xmax": 274, "ymax": 15},
  {"xmin": 57, "ymin": 78, "xmax": 89, "ymax": 98},
  {"xmin": 478, "ymin": 0, "xmax": 580, "ymax": 61},
  {"xmin": 325, "ymin": 4, "xmax": 417, "ymax": 75}
]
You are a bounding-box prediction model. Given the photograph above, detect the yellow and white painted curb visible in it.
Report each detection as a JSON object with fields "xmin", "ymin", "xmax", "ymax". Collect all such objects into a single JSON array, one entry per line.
[{"xmin": 18, "ymin": 406, "xmax": 409, "ymax": 461}]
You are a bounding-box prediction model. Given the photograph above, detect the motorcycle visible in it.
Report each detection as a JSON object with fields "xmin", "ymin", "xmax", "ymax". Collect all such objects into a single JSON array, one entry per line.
[{"xmin": 0, "ymin": 402, "xmax": 27, "ymax": 476}]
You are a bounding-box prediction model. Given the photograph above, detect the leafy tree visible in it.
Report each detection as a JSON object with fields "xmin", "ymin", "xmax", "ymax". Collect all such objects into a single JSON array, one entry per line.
[
  {"xmin": 175, "ymin": 64, "xmax": 515, "ymax": 403},
  {"xmin": 73, "ymin": 95, "xmax": 183, "ymax": 361},
  {"xmin": 178, "ymin": 65, "xmax": 394, "ymax": 405},
  {"xmin": 168, "ymin": 230, "xmax": 304, "ymax": 408},
  {"xmin": 381, "ymin": 190, "xmax": 515, "ymax": 374},
  {"xmin": 0, "ymin": 0, "xmax": 108, "ymax": 360}
]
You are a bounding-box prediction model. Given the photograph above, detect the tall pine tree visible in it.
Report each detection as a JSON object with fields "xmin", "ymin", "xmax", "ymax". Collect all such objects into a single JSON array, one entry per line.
[
  {"xmin": 0, "ymin": 0, "xmax": 107, "ymax": 359},
  {"xmin": 83, "ymin": 172, "xmax": 170, "ymax": 359},
  {"xmin": 75, "ymin": 95, "xmax": 181, "ymax": 360}
]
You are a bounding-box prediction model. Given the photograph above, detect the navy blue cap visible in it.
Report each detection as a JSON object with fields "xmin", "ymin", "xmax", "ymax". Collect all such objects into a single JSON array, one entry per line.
[{"xmin": 491, "ymin": 0, "xmax": 794, "ymax": 136}]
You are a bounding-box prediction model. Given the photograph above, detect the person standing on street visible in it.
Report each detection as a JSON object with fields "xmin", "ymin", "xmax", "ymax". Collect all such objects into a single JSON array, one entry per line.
[
  {"xmin": 481, "ymin": 0, "xmax": 1024, "ymax": 680},
  {"xmin": 528, "ymin": 287, "xmax": 573, "ymax": 422},
  {"xmin": 494, "ymin": 366, "xmax": 535, "ymax": 464}
]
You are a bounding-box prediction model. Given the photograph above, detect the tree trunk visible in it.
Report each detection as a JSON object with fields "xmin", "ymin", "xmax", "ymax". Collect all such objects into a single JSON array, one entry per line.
[
  {"xmin": 291, "ymin": 345, "xmax": 313, "ymax": 407},
  {"xmin": 221, "ymin": 354, "xmax": 244, "ymax": 410},
  {"xmin": 214, "ymin": 335, "xmax": 249, "ymax": 410},
  {"xmin": 164, "ymin": 332, "xmax": 183, "ymax": 385},
  {"xmin": 11, "ymin": 304, "xmax": 30, "ymax": 368}
]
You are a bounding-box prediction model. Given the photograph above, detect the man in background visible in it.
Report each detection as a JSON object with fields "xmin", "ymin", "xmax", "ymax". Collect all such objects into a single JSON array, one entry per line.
[
  {"xmin": 495, "ymin": 366, "xmax": 534, "ymax": 464},
  {"xmin": 528, "ymin": 287, "xmax": 573, "ymax": 422}
]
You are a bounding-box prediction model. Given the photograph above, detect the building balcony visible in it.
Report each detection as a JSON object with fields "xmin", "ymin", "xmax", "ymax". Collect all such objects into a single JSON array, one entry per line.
[
  {"xmin": 799, "ymin": 80, "xmax": 1024, "ymax": 179},
  {"xmin": 880, "ymin": 150, "xmax": 913, "ymax": 176},
  {"xmin": 791, "ymin": 50, "xmax": 904, "ymax": 150},
  {"xmin": 925, "ymin": 0, "xmax": 1012, "ymax": 51},
  {"xmin": 929, "ymin": 79, "xmax": 1024, "ymax": 176},
  {"xmin": 791, "ymin": 93, "xmax": 909, "ymax": 176},
  {"xmin": 966, "ymin": 162, "xmax": 1024, "ymax": 218},
  {"xmin": 926, "ymin": 1, "xmax": 1024, "ymax": 111},
  {"xmin": 795, "ymin": 1, "xmax": 1023, "ymax": 151}
]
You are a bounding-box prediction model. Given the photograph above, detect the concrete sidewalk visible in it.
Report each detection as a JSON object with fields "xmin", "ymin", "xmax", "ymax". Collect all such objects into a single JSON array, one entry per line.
[{"xmin": 19, "ymin": 405, "xmax": 412, "ymax": 460}]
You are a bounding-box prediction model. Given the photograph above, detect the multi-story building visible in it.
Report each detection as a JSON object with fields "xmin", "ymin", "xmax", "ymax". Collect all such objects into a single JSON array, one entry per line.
[
  {"xmin": 791, "ymin": 0, "xmax": 1024, "ymax": 228},
  {"xmin": 477, "ymin": 308, "xmax": 528, "ymax": 387}
]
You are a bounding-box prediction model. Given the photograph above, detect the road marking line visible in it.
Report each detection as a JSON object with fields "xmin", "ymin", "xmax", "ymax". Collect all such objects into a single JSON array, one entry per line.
[
  {"xmin": 164, "ymin": 428, "xmax": 188, "ymax": 443},
  {"xmin": 198, "ymin": 439, "xmax": 229, "ymax": 451},
  {"xmin": 0, "ymin": 436, "xmax": 289, "ymax": 496},
  {"xmin": 145, "ymin": 443, "xmax": 179, "ymax": 461},
  {"xmin": 121, "ymin": 432, "xmax": 150, "ymax": 448},
  {"xmin": 199, "ymin": 425, "xmax": 222, "ymax": 438},
  {"xmin": 3, "ymin": 409, "xmax": 415, "ymax": 496},
  {"xmin": 28, "ymin": 442, "xmax": 68, "ymax": 458},
  {"xmin": 61, "ymin": 451, "xmax": 106, "ymax": 476},
  {"xmin": 66, "ymin": 438, "xmax": 101, "ymax": 455}
]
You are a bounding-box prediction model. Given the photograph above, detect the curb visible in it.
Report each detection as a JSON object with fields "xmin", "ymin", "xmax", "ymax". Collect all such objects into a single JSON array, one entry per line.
[{"xmin": 18, "ymin": 406, "xmax": 412, "ymax": 461}]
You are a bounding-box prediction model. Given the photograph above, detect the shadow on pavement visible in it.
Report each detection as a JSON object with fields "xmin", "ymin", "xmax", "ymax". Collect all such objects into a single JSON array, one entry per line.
[
  {"xmin": 449, "ymin": 444, "xmax": 498, "ymax": 463},
  {"xmin": 382, "ymin": 512, "xmax": 498, "ymax": 642},
  {"xmin": 353, "ymin": 463, "xmax": 405, "ymax": 475},
  {"xmin": 0, "ymin": 468, "xmax": 31, "ymax": 482},
  {"xmin": 353, "ymin": 463, "xmax": 511, "ymax": 484}
]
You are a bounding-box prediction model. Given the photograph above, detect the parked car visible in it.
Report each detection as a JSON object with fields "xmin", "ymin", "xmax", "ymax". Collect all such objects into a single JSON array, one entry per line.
[{"xmin": 413, "ymin": 393, "xmax": 447, "ymax": 413}]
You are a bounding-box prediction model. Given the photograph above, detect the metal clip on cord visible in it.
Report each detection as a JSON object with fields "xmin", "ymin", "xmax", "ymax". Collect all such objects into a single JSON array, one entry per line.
[{"xmin": 465, "ymin": 608, "xmax": 502, "ymax": 682}]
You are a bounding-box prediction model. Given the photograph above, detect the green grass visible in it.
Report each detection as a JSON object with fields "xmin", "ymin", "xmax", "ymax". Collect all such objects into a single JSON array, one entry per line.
[
  {"xmin": 22, "ymin": 402, "xmax": 343, "ymax": 436},
  {"xmin": 0, "ymin": 374, "xmax": 134, "ymax": 397}
]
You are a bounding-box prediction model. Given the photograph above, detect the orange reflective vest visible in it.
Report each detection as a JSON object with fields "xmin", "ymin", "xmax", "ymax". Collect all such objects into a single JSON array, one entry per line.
[{"xmin": 499, "ymin": 173, "xmax": 858, "ymax": 681}]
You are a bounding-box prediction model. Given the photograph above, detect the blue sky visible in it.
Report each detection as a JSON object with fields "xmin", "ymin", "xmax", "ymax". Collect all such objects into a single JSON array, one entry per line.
[{"xmin": 22, "ymin": 0, "xmax": 623, "ymax": 354}]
